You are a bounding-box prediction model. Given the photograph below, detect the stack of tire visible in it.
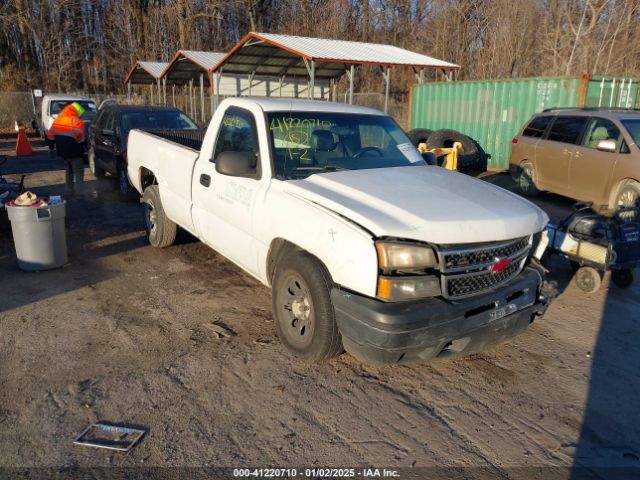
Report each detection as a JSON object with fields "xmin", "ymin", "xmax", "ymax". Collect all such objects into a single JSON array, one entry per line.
[{"xmin": 408, "ymin": 128, "xmax": 484, "ymax": 173}]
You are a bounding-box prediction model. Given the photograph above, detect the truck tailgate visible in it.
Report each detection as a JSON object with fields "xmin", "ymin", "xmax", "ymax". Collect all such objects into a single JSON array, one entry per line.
[{"xmin": 127, "ymin": 129, "xmax": 200, "ymax": 232}]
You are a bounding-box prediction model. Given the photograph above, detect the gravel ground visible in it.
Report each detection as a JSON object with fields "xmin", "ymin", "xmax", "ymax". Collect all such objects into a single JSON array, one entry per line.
[{"xmin": 1, "ymin": 137, "xmax": 639, "ymax": 480}]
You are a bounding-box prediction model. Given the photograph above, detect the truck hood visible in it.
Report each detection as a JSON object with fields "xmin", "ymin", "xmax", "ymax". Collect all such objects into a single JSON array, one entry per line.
[{"xmin": 283, "ymin": 166, "xmax": 548, "ymax": 245}]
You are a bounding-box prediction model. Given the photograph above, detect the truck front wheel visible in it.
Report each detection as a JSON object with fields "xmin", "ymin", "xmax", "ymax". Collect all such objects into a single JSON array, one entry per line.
[
  {"xmin": 142, "ymin": 185, "xmax": 176, "ymax": 248},
  {"xmin": 272, "ymin": 252, "xmax": 343, "ymax": 362}
]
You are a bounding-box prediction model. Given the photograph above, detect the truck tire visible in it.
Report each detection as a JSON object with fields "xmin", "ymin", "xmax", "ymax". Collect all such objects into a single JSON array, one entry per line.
[
  {"xmin": 272, "ymin": 251, "xmax": 343, "ymax": 362},
  {"xmin": 516, "ymin": 161, "xmax": 540, "ymax": 197},
  {"xmin": 88, "ymin": 146, "xmax": 106, "ymax": 178},
  {"xmin": 426, "ymin": 129, "xmax": 480, "ymax": 169},
  {"xmin": 142, "ymin": 185, "xmax": 176, "ymax": 248},
  {"xmin": 408, "ymin": 128, "xmax": 433, "ymax": 149},
  {"xmin": 612, "ymin": 179, "xmax": 640, "ymax": 222},
  {"xmin": 118, "ymin": 162, "xmax": 138, "ymax": 201}
]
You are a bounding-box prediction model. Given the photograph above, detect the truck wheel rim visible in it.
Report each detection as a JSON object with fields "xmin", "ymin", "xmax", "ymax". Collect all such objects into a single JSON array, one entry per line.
[
  {"xmin": 279, "ymin": 273, "xmax": 314, "ymax": 348},
  {"xmin": 144, "ymin": 200, "xmax": 157, "ymax": 235}
]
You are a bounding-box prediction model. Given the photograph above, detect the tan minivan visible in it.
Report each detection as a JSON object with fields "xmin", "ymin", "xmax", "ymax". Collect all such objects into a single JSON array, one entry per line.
[{"xmin": 510, "ymin": 109, "xmax": 640, "ymax": 218}]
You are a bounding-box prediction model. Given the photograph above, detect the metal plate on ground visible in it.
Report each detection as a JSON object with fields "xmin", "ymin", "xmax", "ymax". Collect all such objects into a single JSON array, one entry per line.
[{"xmin": 73, "ymin": 422, "xmax": 146, "ymax": 452}]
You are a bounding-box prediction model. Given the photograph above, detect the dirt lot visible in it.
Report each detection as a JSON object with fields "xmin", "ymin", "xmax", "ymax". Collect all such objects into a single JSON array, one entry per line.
[{"xmin": 1, "ymin": 137, "xmax": 639, "ymax": 480}]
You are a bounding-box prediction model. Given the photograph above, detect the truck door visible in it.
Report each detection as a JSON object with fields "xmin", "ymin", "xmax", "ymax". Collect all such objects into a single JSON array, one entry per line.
[{"xmin": 191, "ymin": 107, "xmax": 266, "ymax": 275}]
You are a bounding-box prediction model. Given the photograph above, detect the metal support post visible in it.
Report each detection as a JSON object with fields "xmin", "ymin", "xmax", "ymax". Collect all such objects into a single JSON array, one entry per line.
[
  {"xmin": 163, "ymin": 78, "xmax": 167, "ymax": 104},
  {"xmin": 189, "ymin": 79, "xmax": 194, "ymax": 118},
  {"xmin": 127, "ymin": 81, "xmax": 131, "ymax": 102},
  {"xmin": 200, "ymin": 73, "xmax": 205, "ymax": 123},
  {"xmin": 214, "ymin": 70, "xmax": 222, "ymax": 112},
  {"xmin": 346, "ymin": 65, "xmax": 355, "ymax": 104},
  {"xmin": 248, "ymin": 71, "xmax": 255, "ymax": 96},
  {"xmin": 149, "ymin": 83, "xmax": 153, "ymax": 105},
  {"xmin": 383, "ymin": 67, "xmax": 391, "ymax": 113}
]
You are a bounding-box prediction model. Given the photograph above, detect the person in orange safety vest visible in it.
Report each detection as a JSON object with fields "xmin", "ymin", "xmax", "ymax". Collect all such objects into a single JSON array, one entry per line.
[
  {"xmin": 47, "ymin": 101, "xmax": 87, "ymax": 194},
  {"xmin": 46, "ymin": 101, "xmax": 86, "ymax": 143}
]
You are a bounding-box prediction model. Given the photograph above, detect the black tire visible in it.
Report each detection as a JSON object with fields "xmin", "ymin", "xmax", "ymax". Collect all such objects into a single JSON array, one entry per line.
[
  {"xmin": 425, "ymin": 129, "xmax": 480, "ymax": 169},
  {"xmin": 271, "ymin": 251, "xmax": 343, "ymax": 362},
  {"xmin": 517, "ymin": 161, "xmax": 540, "ymax": 197},
  {"xmin": 118, "ymin": 162, "xmax": 138, "ymax": 201},
  {"xmin": 142, "ymin": 185, "xmax": 176, "ymax": 248},
  {"xmin": 611, "ymin": 269, "xmax": 633, "ymax": 289},
  {"xmin": 575, "ymin": 266, "xmax": 601, "ymax": 293},
  {"xmin": 407, "ymin": 128, "xmax": 434, "ymax": 149},
  {"xmin": 613, "ymin": 180, "xmax": 640, "ymax": 222},
  {"xmin": 88, "ymin": 146, "xmax": 106, "ymax": 178}
]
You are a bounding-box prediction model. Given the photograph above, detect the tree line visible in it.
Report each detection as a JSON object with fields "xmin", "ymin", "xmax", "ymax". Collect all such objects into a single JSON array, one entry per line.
[{"xmin": 1, "ymin": 0, "xmax": 639, "ymax": 94}]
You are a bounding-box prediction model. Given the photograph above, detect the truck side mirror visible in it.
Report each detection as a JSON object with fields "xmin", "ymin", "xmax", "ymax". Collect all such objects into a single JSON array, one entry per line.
[
  {"xmin": 596, "ymin": 139, "xmax": 616, "ymax": 152},
  {"xmin": 215, "ymin": 151, "xmax": 256, "ymax": 177}
]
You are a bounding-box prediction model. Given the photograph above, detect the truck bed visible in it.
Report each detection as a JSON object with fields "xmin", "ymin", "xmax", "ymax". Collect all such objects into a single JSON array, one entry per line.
[{"xmin": 140, "ymin": 128, "xmax": 206, "ymax": 151}]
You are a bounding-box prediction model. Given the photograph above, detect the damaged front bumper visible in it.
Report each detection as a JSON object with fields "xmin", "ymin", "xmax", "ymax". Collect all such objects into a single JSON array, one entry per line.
[{"xmin": 332, "ymin": 266, "xmax": 551, "ymax": 364}]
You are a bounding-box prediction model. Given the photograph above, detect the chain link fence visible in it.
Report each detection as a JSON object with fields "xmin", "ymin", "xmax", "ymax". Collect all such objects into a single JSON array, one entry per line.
[
  {"xmin": 343, "ymin": 92, "xmax": 410, "ymax": 130},
  {"xmin": 1, "ymin": 90, "xmax": 410, "ymax": 131}
]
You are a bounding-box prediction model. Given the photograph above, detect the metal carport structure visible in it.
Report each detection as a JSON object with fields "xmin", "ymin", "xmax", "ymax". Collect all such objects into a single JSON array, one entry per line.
[
  {"xmin": 211, "ymin": 32, "xmax": 460, "ymax": 113},
  {"xmin": 161, "ymin": 50, "xmax": 226, "ymax": 122},
  {"xmin": 124, "ymin": 61, "xmax": 169, "ymax": 105}
]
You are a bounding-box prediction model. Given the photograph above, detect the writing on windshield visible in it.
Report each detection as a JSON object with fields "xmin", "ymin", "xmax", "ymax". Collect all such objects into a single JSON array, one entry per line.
[{"xmin": 267, "ymin": 111, "xmax": 424, "ymax": 180}]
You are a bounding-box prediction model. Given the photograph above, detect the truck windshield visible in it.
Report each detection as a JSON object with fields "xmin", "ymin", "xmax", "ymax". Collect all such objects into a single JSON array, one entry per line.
[
  {"xmin": 622, "ymin": 119, "xmax": 640, "ymax": 146},
  {"xmin": 267, "ymin": 111, "xmax": 425, "ymax": 180},
  {"xmin": 120, "ymin": 111, "xmax": 197, "ymax": 136}
]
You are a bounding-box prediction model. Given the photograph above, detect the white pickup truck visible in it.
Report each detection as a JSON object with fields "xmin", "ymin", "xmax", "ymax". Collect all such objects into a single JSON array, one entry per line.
[{"xmin": 127, "ymin": 98, "xmax": 551, "ymax": 364}]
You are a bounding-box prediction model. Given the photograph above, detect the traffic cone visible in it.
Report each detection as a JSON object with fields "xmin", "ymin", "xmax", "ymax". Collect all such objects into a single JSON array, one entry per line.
[{"xmin": 15, "ymin": 127, "xmax": 33, "ymax": 156}]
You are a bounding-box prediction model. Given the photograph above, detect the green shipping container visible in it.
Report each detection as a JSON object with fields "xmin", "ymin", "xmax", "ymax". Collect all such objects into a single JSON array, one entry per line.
[{"xmin": 409, "ymin": 75, "xmax": 640, "ymax": 170}]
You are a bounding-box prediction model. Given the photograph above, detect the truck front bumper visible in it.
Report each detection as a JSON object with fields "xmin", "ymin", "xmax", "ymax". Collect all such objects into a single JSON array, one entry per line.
[{"xmin": 332, "ymin": 267, "xmax": 549, "ymax": 364}]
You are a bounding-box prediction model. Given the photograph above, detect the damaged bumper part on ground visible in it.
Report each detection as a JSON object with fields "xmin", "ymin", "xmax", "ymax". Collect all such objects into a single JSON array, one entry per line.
[{"xmin": 332, "ymin": 268, "xmax": 550, "ymax": 364}]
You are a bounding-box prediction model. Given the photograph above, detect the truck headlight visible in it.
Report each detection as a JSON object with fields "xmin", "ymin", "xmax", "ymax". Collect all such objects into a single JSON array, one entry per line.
[
  {"xmin": 377, "ymin": 275, "xmax": 441, "ymax": 301},
  {"xmin": 375, "ymin": 241, "xmax": 437, "ymax": 270}
]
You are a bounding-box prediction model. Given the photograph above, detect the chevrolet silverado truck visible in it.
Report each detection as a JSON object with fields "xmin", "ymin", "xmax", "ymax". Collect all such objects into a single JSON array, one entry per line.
[{"xmin": 127, "ymin": 98, "xmax": 551, "ymax": 364}]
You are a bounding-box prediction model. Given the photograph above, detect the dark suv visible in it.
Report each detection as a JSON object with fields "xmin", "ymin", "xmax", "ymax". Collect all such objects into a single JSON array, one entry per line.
[
  {"xmin": 510, "ymin": 108, "xmax": 640, "ymax": 219},
  {"xmin": 88, "ymin": 104, "xmax": 197, "ymax": 199}
]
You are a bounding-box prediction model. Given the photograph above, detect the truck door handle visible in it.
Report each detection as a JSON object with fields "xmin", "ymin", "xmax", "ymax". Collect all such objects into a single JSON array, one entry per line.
[{"xmin": 200, "ymin": 174, "xmax": 211, "ymax": 187}]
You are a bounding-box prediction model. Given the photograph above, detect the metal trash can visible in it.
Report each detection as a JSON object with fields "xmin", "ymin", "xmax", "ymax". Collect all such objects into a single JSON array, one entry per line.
[{"xmin": 6, "ymin": 202, "xmax": 68, "ymax": 271}]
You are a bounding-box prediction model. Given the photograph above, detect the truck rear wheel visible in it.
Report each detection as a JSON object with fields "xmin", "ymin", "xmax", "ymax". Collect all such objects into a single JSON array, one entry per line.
[
  {"xmin": 142, "ymin": 185, "xmax": 176, "ymax": 248},
  {"xmin": 272, "ymin": 251, "xmax": 343, "ymax": 362}
]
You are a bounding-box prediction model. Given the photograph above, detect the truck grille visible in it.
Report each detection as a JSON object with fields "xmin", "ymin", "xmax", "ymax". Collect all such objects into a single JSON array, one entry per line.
[
  {"xmin": 438, "ymin": 237, "xmax": 531, "ymax": 299},
  {"xmin": 440, "ymin": 237, "xmax": 530, "ymax": 273},
  {"xmin": 443, "ymin": 257, "xmax": 525, "ymax": 299}
]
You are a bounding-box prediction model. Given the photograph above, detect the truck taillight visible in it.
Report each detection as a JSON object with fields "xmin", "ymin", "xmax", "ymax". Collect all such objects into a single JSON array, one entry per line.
[{"xmin": 512, "ymin": 138, "xmax": 518, "ymax": 144}]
